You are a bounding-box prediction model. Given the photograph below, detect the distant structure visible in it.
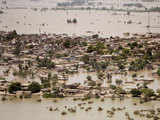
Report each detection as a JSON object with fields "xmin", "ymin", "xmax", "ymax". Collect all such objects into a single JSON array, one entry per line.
[
  {"xmin": 141, "ymin": 0, "xmax": 160, "ymax": 2},
  {"xmin": 1, "ymin": 0, "xmax": 7, "ymax": 9},
  {"xmin": 56, "ymin": 0, "xmax": 160, "ymax": 10}
]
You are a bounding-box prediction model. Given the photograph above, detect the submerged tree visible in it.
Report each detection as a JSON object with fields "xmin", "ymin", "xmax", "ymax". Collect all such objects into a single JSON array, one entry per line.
[
  {"xmin": 37, "ymin": 57, "xmax": 55, "ymax": 69},
  {"xmin": 28, "ymin": 81, "xmax": 41, "ymax": 93},
  {"xmin": 13, "ymin": 40, "xmax": 22, "ymax": 56},
  {"xmin": 130, "ymin": 88, "xmax": 142, "ymax": 97},
  {"xmin": 8, "ymin": 82, "xmax": 21, "ymax": 94}
]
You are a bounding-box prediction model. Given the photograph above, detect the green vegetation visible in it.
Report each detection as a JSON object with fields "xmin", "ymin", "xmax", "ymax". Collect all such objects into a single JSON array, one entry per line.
[
  {"xmin": 63, "ymin": 40, "xmax": 71, "ymax": 48},
  {"xmin": 141, "ymin": 88, "xmax": 155, "ymax": 98},
  {"xmin": 37, "ymin": 57, "xmax": 55, "ymax": 69},
  {"xmin": 130, "ymin": 88, "xmax": 141, "ymax": 97},
  {"xmin": 149, "ymin": 7, "xmax": 160, "ymax": 12},
  {"xmin": 8, "ymin": 82, "xmax": 21, "ymax": 94},
  {"xmin": 132, "ymin": 73, "xmax": 137, "ymax": 78},
  {"xmin": 115, "ymin": 79, "xmax": 123, "ymax": 86},
  {"xmin": 157, "ymin": 68, "xmax": 160, "ymax": 76},
  {"xmin": 87, "ymin": 42, "xmax": 106, "ymax": 54},
  {"xmin": 156, "ymin": 89, "xmax": 160, "ymax": 97},
  {"xmin": 87, "ymin": 75, "xmax": 92, "ymax": 81},
  {"xmin": 129, "ymin": 59, "xmax": 148, "ymax": 71},
  {"xmin": 0, "ymin": 77, "xmax": 5, "ymax": 80},
  {"xmin": 13, "ymin": 40, "xmax": 22, "ymax": 56},
  {"xmin": 28, "ymin": 82, "xmax": 41, "ymax": 93},
  {"xmin": 115, "ymin": 87, "xmax": 126, "ymax": 95},
  {"xmin": 43, "ymin": 93, "xmax": 56, "ymax": 98},
  {"xmin": 13, "ymin": 64, "xmax": 32, "ymax": 78},
  {"xmin": 81, "ymin": 55, "xmax": 90, "ymax": 64},
  {"xmin": 6, "ymin": 30, "xmax": 17, "ymax": 41},
  {"xmin": 130, "ymin": 87, "xmax": 155, "ymax": 99},
  {"xmin": 110, "ymin": 85, "xmax": 117, "ymax": 90},
  {"xmin": 43, "ymin": 87, "xmax": 64, "ymax": 98},
  {"xmin": 40, "ymin": 77, "xmax": 51, "ymax": 88}
]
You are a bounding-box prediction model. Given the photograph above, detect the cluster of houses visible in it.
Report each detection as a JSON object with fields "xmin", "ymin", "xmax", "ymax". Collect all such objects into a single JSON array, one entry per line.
[{"xmin": 0, "ymin": 30, "xmax": 160, "ymax": 98}]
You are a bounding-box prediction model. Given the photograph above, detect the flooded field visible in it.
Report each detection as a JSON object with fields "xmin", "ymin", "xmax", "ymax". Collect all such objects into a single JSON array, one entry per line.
[
  {"xmin": 0, "ymin": 97, "xmax": 160, "ymax": 120},
  {"xmin": 0, "ymin": 9, "xmax": 160, "ymax": 37}
]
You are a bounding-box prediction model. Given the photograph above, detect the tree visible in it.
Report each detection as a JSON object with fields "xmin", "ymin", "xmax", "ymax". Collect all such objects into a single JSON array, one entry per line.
[
  {"xmin": 0, "ymin": 47, "xmax": 4, "ymax": 58},
  {"xmin": 63, "ymin": 40, "xmax": 71, "ymax": 48},
  {"xmin": 51, "ymin": 74, "xmax": 58, "ymax": 87},
  {"xmin": 118, "ymin": 63, "xmax": 125, "ymax": 70},
  {"xmin": 115, "ymin": 79, "xmax": 123, "ymax": 86},
  {"xmin": 156, "ymin": 89, "xmax": 160, "ymax": 97},
  {"xmin": 28, "ymin": 82, "xmax": 41, "ymax": 93},
  {"xmin": 8, "ymin": 82, "xmax": 21, "ymax": 94},
  {"xmin": 87, "ymin": 75, "xmax": 92, "ymax": 81},
  {"xmin": 37, "ymin": 57, "xmax": 55, "ymax": 69},
  {"xmin": 110, "ymin": 85, "xmax": 116, "ymax": 90},
  {"xmin": 157, "ymin": 68, "xmax": 160, "ymax": 76},
  {"xmin": 130, "ymin": 88, "xmax": 141, "ymax": 97},
  {"xmin": 115, "ymin": 87, "xmax": 126, "ymax": 95},
  {"xmin": 87, "ymin": 45, "xmax": 95, "ymax": 53},
  {"xmin": 97, "ymin": 72, "xmax": 105, "ymax": 80},
  {"xmin": 13, "ymin": 40, "xmax": 22, "ymax": 56},
  {"xmin": 81, "ymin": 55, "xmax": 90, "ymax": 64},
  {"xmin": 141, "ymin": 88, "xmax": 155, "ymax": 98},
  {"xmin": 6, "ymin": 30, "xmax": 17, "ymax": 41},
  {"xmin": 99, "ymin": 61, "xmax": 108, "ymax": 70}
]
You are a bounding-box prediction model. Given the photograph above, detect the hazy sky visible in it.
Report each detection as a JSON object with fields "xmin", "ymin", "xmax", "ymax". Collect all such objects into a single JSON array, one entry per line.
[{"xmin": 2, "ymin": 0, "xmax": 160, "ymax": 8}]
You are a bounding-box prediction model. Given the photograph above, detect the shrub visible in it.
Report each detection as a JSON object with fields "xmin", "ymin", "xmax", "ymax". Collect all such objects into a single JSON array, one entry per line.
[
  {"xmin": 130, "ymin": 88, "xmax": 141, "ymax": 97},
  {"xmin": 141, "ymin": 88, "xmax": 155, "ymax": 98},
  {"xmin": 28, "ymin": 82, "xmax": 41, "ymax": 93},
  {"xmin": 115, "ymin": 79, "xmax": 123, "ymax": 86},
  {"xmin": 6, "ymin": 30, "xmax": 17, "ymax": 41},
  {"xmin": 157, "ymin": 68, "xmax": 160, "ymax": 76},
  {"xmin": 81, "ymin": 55, "xmax": 90, "ymax": 64},
  {"xmin": 63, "ymin": 40, "xmax": 71, "ymax": 48},
  {"xmin": 132, "ymin": 73, "xmax": 137, "ymax": 78},
  {"xmin": 8, "ymin": 82, "xmax": 21, "ymax": 94},
  {"xmin": 37, "ymin": 57, "xmax": 55, "ymax": 69},
  {"xmin": 110, "ymin": 85, "xmax": 116, "ymax": 90}
]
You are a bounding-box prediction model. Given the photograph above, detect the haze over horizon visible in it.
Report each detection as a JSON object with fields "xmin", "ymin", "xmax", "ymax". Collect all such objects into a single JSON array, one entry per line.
[{"xmin": 1, "ymin": 0, "xmax": 160, "ymax": 8}]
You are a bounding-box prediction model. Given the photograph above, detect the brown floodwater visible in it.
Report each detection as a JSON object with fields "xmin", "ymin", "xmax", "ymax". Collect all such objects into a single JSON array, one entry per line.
[
  {"xmin": 0, "ymin": 96, "xmax": 160, "ymax": 120},
  {"xmin": 1, "ymin": 9, "xmax": 160, "ymax": 37},
  {"xmin": 68, "ymin": 69, "xmax": 160, "ymax": 91}
]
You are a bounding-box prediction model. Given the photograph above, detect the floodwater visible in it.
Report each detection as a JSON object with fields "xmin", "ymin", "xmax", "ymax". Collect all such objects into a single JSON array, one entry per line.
[
  {"xmin": 68, "ymin": 69, "xmax": 160, "ymax": 91},
  {"xmin": 0, "ymin": 97, "xmax": 160, "ymax": 120},
  {"xmin": 1, "ymin": 67, "xmax": 160, "ymax": 91},
  {"xmin": 0, "ymin": 9, "xmax": 160, "ymax": 37}
]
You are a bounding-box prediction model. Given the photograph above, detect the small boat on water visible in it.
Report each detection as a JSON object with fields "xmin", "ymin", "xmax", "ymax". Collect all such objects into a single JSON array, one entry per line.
[{"xmin": 67, "ymin": 18, "xmax": 77, "ymax": 24}]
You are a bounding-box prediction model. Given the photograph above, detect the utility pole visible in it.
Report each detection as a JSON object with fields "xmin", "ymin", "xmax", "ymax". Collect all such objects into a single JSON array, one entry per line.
[{"xmin": 147, "ymin": 10, "xmax": 150, "ymax": 28}]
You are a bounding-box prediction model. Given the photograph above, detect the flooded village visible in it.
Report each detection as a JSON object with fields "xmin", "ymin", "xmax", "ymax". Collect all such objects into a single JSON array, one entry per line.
[
  {"xmin": 1, "ymin": 30, "xmax": 160, "ymax": 119},
  {"xmin": 1, "ymin": 0, "xmax": 160, "ymax": 120}
]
